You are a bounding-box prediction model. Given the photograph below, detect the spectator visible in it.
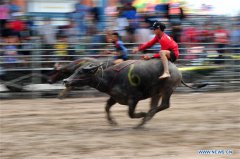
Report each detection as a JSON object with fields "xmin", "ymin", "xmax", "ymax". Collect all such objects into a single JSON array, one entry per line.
[
  {"xmin": 71, "ymin": 0, "xmax": 90, "ymax": 36},
  {"xmin": 104, "ymin": 1, "xmax": 119, "ymax": 31},
  {"xmin": 105, "ymin": 32, "xmax": 129, "ymax": 64},
  {"xmin": 85, "ymin": 13, "xmax": 98, "ymax": 36},
  {"xmin": 8, "ymin": 0, "xmax": 21, "ymax": 14},
  {"xmin": 100, "ymin": 29, "xmax": 114, "ymax": 55},
  {"xmin": 25, "ymin": 16, "xmax": 36, "ymax": 36},
  {"xmin": 197, "ymin": 23, "xmax": 214, "ymax": 58},
  {"xmin": 230, "ymin": 24, "xmax": 240, "ymax": 53},
  {"xmin": 167, "ymin": 2, "xmax": 184, "ymax": 44},
  {"xmin": 180, "ymin": 24, "xmax": 200, "ymax": 60},
  {"xmin": 181, "ymin": 24, "xmax": 199, "ymax": 44},
  {"xmin": 19, "ymin": 24, "xmax": 33, "ymax": 65},
  {"xmin": 85, "ymin": 13, "xmax": 105, "ymax": 55},
  {"xmin": 155, "ymin": 3, "xmax": 169, "ymax": 18},
  {"xmin": 90, "ymin": 3, "xmax": 102, "ymax": 31},
  {"xmin": 38, "ymin": 18, "xmax": 56, "ymax": 45},
  {"xmin": 167, "ymin": 2, "xmax": 185, "ymax": 24},
  {"xmin": 1, "ymin": 21, "xmax": 13, "ymax": 38},
  {"xmin": 125, "ymin": 18, "xmax": 138, "ymax": 43},
  {"xmin": 38, "ymin": 18, "xmax": 57, "ymax": 63},
  {"xmin": 134, "ymin": 20, "xmax": 153, "ymax": 53},
  {"xmin": 105, "ymin": 30, "xmax": 113, "ymax": 43},
  {"xmin": 64, "ymin": 20, "xmax": 80, "ymax": 44},
  {"xmin": 54, "ymin": 35, "xmax": 69, "ymax": 60},
  {"xmin": 198, "ymin": 23, "xmax": 213, "ymax": 43},
  {"xmin": 2, "ymin": 32, "xmax": 20, "ymax": 67},
  {"xmin": 121, "ymin": 2, "xmax": 137, "ymax": 20},
  {"xmin": 121, "ymin": 3, "xmax": 138, "ymax": 43},
  {"xmin": 8, "ymin": 13, "xmax": 26, "ymax": 38},
  {"xmin": 0, "ymin": 0, "xmax": 10, "ymax": 36},
  {"xmin": 213, "ymin": 25, "xmax": 229, "ymax": 56},
  {"xmin": 170, "ymin": 21, "xmax": 182, "ymax": 43},
  {"xmin": 113, "ymin": 10, "xmax": 129, "ymax": 38}
]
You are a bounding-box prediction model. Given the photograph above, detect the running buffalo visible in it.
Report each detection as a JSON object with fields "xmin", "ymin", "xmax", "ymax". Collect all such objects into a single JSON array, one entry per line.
[
  {"xmin": 48, "ymin": 58, "xmax": 165, "ymax": 114},
  {"xmin": 63, "ymin": 59, "xmax": 205, "ymax": 127}
]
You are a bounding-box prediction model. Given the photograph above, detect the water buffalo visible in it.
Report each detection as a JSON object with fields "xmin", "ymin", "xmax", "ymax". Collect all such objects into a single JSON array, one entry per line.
[
  {"xmin": 63, "ymin": 59, "xmax": 205, "ymax": 128},
  {"xmin": 48, "ymin": 58, "xmax": 167, "ymax": 123}
]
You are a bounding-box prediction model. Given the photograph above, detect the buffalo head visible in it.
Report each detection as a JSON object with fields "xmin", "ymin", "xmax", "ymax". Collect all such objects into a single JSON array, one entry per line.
[
  {"xmin": 48, "ymin": 63, "xmax": 78, "ymax": 84},
  {"xmin": 63, "ymin": 63, "xmax": 101, "ymax": 87},
  {"xmin": 48, "ymin": 59, "xmax": 96, "ymax": 84}
]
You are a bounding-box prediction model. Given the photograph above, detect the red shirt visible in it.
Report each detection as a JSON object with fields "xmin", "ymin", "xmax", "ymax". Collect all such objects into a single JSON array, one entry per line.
[
  {"xmin": 138, "ymin": 33, "xmax": 179, "ymax": 58},
  {"xmin": 180, "ymin": 27, "xmax": 199, "ymax": 43},
  {"xmin": 199, "ymin": 29, "xmax": 213, "ymax": 42},
  {"xmin": 9, "ymin": 20, "xmax": 26, "ymax": 32},
  {"xmin": 214, "ymin": 29, "xmax": 229, "ymax": 44}
]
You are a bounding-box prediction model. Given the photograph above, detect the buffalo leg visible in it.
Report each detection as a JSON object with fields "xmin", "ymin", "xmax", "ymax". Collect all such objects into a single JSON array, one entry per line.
[
  {"xmin": 57, "ymin": 86, "xmax": 72, "ymax": 99},
  {"xmin": 128, "ymin": 99, "xmax": 147, "ymax": 119},
  {"xmin": 150, "ymin": 94, "xmax": 161, "ymax": 109},
  {"xmin": 137, "ymin": 90, "xmax": 172, "ymax": 128},
  {"xmin": 105, "ymin": 97, "xmax": 117, "ymax": 125}
]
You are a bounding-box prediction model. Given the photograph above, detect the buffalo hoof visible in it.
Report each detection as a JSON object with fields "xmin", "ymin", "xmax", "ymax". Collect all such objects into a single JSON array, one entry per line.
[
  {"xmin": 108, "ymin": 120, "xmax": 118, "ymax": 126},
  {"xmin": 134, "ymin": 124, "xmax": 145, "ymax": 129},
  {"xmin": 57, "ymin": 95, "xmax": 65, "ymax": 100},
  {"xmin": 135, "ymin": 111, "xmax": 155, "ymax": 128},
  {"xmin": 135, "ymin": 118, "xmax": 149, "ymax": 129},
  {"xmin": 57, "ymin": 87, "xmax": 72, "ymax": 99}
]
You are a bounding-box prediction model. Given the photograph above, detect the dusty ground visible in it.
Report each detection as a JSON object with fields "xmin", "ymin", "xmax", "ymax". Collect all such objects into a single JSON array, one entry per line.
[{"xmin": 0, "ymin": 92, "xmax": 240, "ymax": 159}]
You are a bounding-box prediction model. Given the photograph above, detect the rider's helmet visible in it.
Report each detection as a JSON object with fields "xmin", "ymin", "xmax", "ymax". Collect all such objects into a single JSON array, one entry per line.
[{"xmin": 151, "ymin": 21, "xmax": 166, "ymax": 31}]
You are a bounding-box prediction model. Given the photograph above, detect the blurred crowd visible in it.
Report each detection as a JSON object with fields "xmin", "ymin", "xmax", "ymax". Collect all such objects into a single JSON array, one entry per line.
[{"xmin": 1, "ymin": 0, "xmax": 240, "ymax": 67}]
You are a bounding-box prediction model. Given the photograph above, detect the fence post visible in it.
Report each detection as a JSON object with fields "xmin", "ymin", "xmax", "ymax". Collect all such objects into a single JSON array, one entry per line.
[{"xmin": 31, "ymin": 37, "xmax": 42, "ymax": 98}]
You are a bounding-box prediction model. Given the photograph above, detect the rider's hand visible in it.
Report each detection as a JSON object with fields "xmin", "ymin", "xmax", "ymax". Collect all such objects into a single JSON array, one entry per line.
[
  {"xmin": 142, "ymin": 55, "xmax": 151, "ymax": 60},
  {"xmin": 132, "ymin": 47, "xmax": 139, "ymax": 54},
  {"xmin": 113, "ymin": 52, "xmax": 119, "ymax": 55}
]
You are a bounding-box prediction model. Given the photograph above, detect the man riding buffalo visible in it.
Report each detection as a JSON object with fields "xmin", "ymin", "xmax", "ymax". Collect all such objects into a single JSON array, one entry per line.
[
  {"xmin": 133, "ymin": 21, "xmax": 180, "ymax": 79},
  {"xmin": 104, "ymin": 32, "xmax": 129, "ymax": 65}
]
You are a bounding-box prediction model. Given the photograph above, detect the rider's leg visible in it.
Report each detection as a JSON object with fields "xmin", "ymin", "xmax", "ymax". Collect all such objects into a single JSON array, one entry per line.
[{"xmin": 159, "ymin": 50, "xmax": 171, "ymax": 79}]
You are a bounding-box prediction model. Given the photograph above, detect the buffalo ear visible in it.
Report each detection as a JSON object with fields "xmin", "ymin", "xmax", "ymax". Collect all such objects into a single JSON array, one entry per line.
[{"xmin": 82, "ymin": 64, "xmax": 99, "ymax": 74}]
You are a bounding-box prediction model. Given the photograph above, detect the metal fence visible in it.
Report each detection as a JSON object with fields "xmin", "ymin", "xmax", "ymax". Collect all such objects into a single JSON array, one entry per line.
[{"xmin": 0, "ymin": 42, "xmax": 240, "ymax": 98}]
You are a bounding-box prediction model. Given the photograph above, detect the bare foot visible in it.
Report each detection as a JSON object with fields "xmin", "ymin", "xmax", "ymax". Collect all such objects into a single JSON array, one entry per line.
[{"xmin": 159, "ymin": 73, "xmax": 170, "ymax": 79}]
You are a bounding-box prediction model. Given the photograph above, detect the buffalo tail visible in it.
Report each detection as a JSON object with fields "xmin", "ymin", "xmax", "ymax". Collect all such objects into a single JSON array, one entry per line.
[{"xmin": 181, "ymin": 80, "xmax": 207, "ymax": 89}]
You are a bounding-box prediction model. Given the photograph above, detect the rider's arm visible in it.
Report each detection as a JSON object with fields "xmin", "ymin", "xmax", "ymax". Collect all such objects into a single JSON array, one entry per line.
[{"xmin": 138, "ymin": 36, "xmax": 158, "ymax": 51}]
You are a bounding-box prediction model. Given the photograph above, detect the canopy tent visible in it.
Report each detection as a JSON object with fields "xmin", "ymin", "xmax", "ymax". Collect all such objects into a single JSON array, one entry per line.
[
  {"xmin": 132, "ymin": 0, "xmax": 183, "ymax": 12},
  {"xmin": 132, "ymin": 0, "xmax": 240, "ymax": 16},
  {"xmin": 133, "ymin": 0, "xmax": 167, "ymax": 12}
]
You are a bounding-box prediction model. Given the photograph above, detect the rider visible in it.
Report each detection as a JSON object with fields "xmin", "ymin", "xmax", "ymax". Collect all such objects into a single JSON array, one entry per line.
[
  {"xmin": 107, "ymin": 32, "xmax": 129, "ymax": 64},
  {"xmin": 133, "ymin": 21, "xmax": 180, "ymax": 79}
]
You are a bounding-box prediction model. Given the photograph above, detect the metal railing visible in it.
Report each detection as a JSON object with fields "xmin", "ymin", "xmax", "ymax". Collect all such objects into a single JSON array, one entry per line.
[{"xmin": 0, "ymin": 42, "xmax": 240, "ymax": 97}]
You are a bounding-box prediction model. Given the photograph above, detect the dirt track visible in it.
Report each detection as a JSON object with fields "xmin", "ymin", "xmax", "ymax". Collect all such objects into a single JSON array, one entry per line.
[{"xmin": 1, "ymin": 92, "xmax": 240, "ymax": 159}]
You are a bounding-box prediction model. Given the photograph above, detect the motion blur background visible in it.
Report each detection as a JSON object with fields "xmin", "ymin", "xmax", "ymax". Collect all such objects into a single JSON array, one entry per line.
[
  {"xmin": 0, "ymin": 0, "xmax": 240, "ymax": 97},
  {"xmin": 1, "ymin": 1, "xmax": 240, "ymax": 159}
]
